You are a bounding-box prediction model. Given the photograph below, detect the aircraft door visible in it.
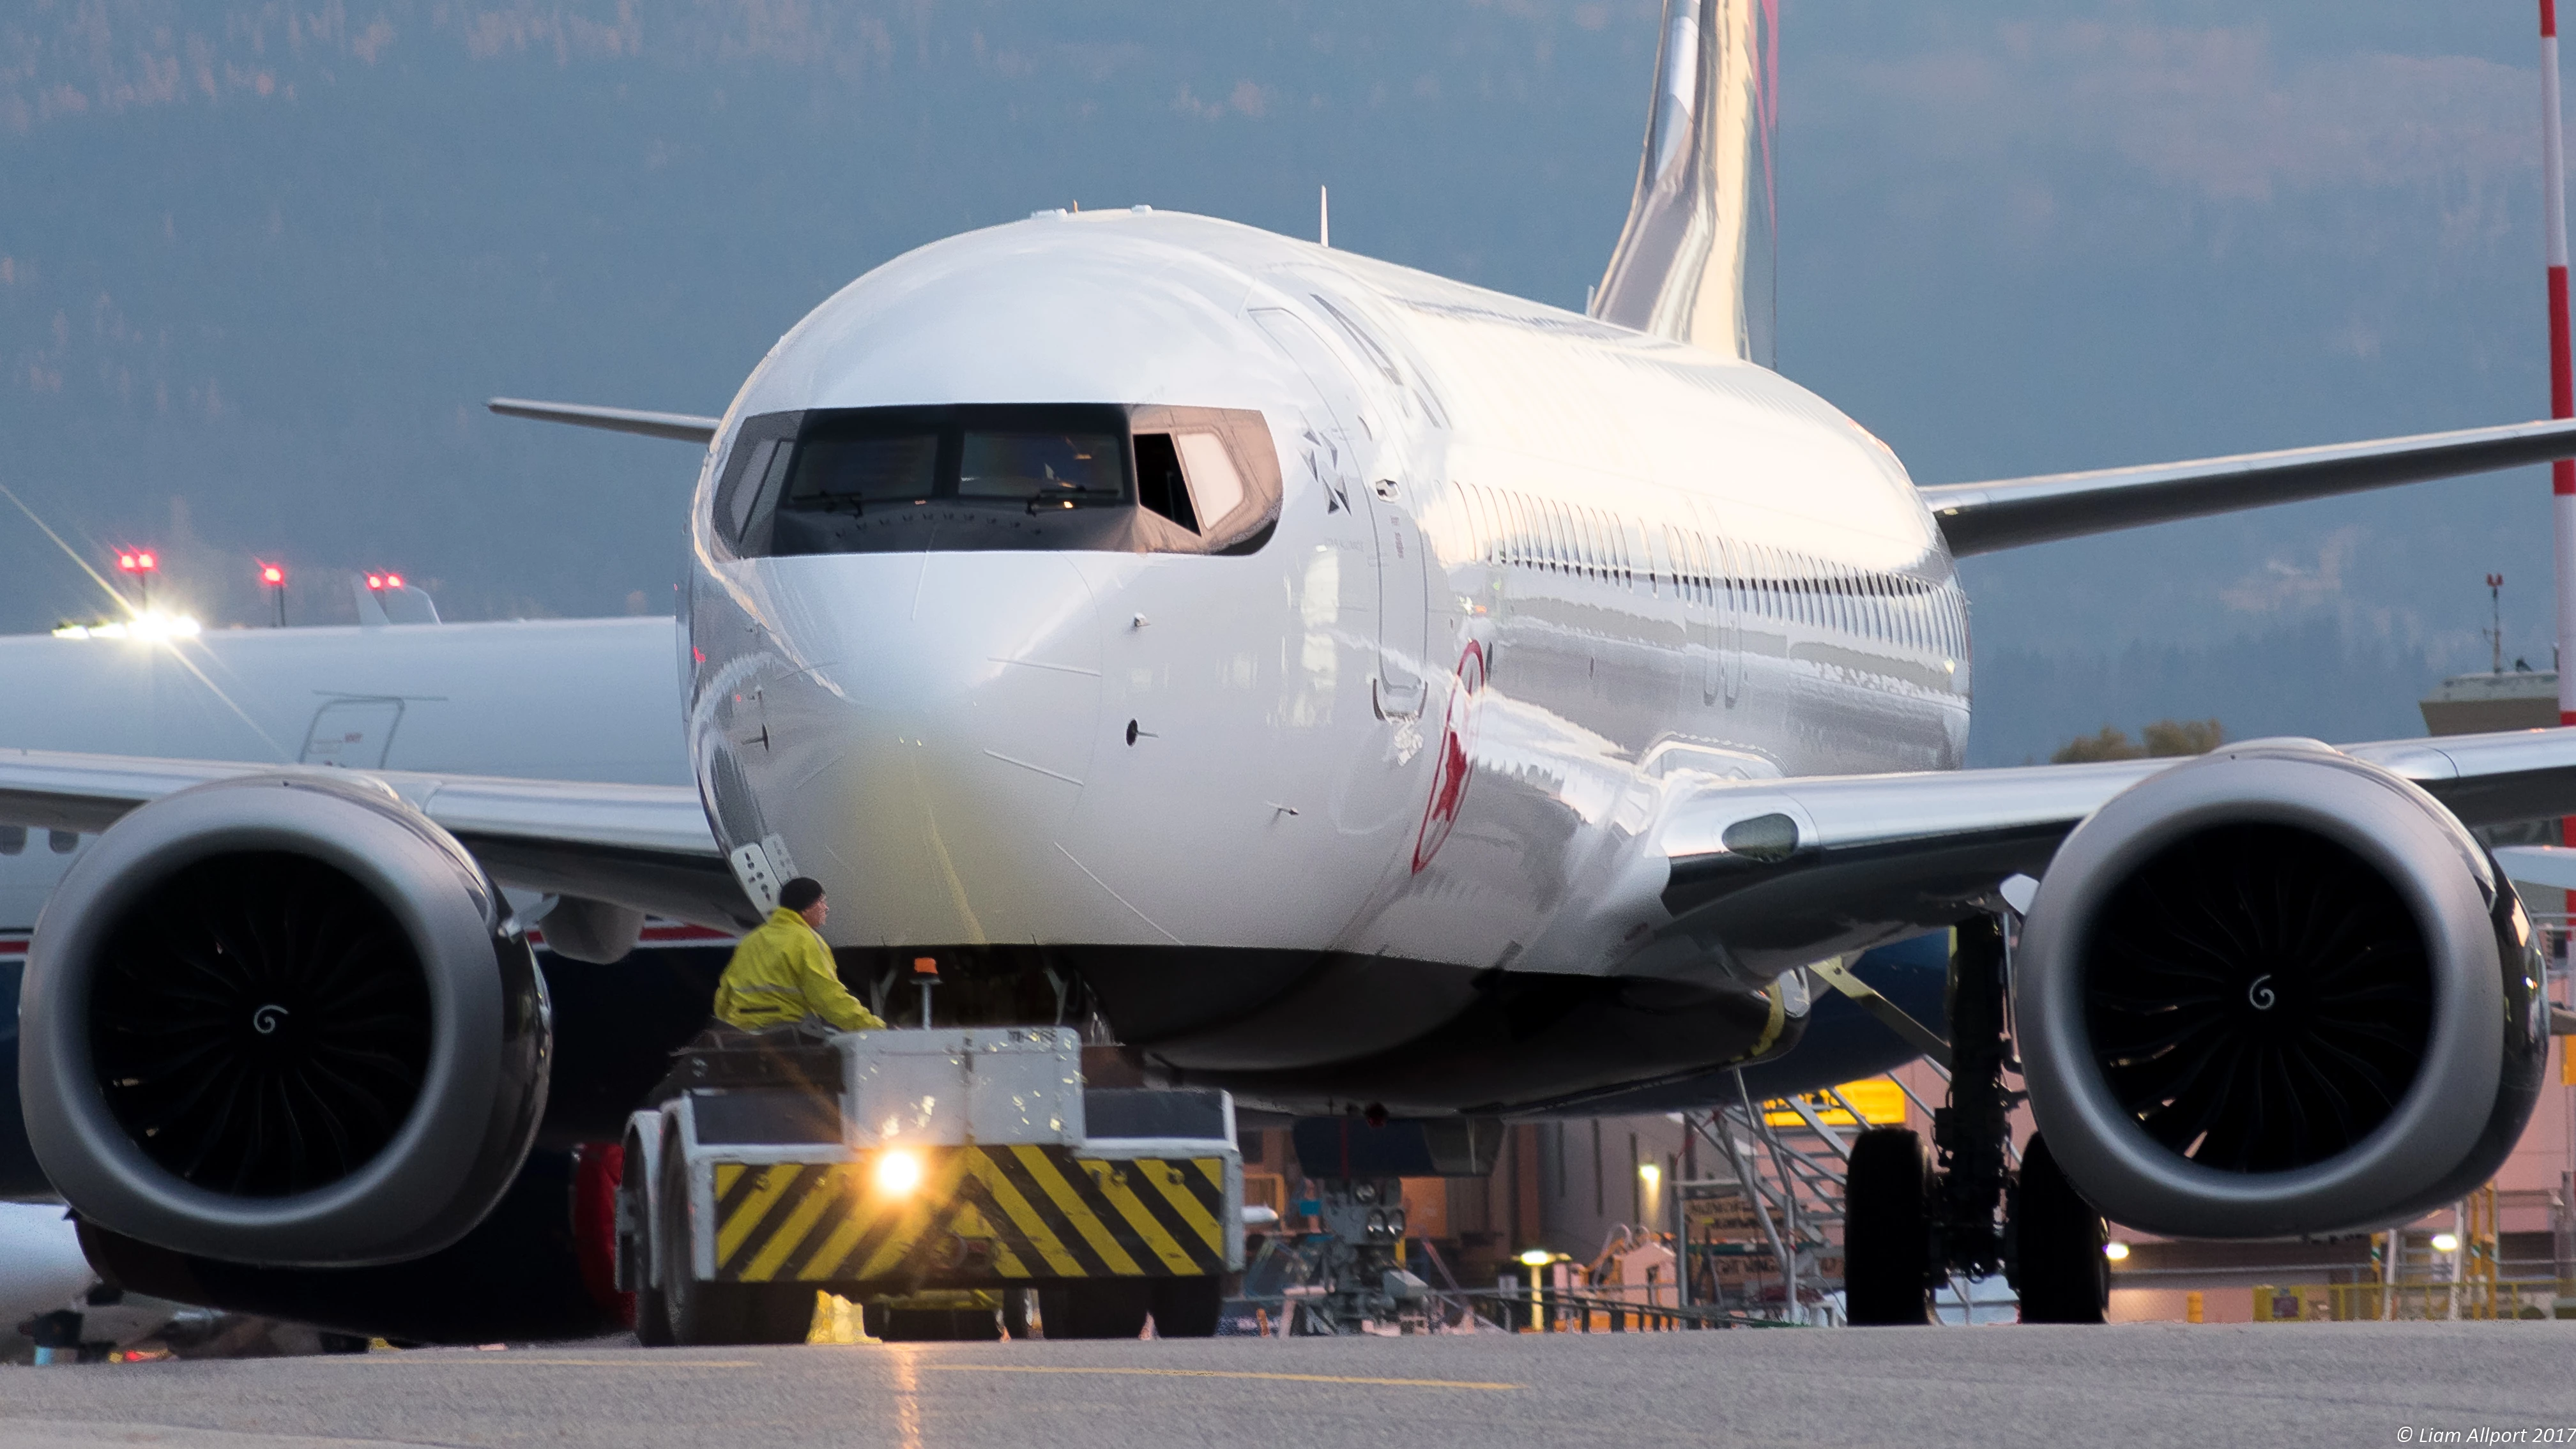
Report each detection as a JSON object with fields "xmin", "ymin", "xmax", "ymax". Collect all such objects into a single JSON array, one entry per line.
[
  {"xmin": 1251, "ymin": 306, "xmax": 1426, "ymax": 719},
  {"xmin": 1362, "ymin": 479, "xmax": 1429, "ymax": 719},
  {"xmin": 1689, "ymin": 513, "xmax": 1742, "ymax": 709},
  {"xmin": 298, "ymin": 697, "xmax": 404, "ymax": 768}
]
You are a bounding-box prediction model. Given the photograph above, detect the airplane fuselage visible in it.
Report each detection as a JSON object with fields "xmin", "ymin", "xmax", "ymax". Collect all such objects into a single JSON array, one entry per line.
[{"xmin": 685, "ymin": 211, "xmax": 1967, "ymax": 1111}]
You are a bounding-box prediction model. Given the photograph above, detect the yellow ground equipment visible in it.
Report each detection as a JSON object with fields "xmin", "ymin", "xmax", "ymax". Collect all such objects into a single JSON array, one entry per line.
[{"xmin": 616, "ymin": 1026, "xmax": 1244, "ymax": 1344}]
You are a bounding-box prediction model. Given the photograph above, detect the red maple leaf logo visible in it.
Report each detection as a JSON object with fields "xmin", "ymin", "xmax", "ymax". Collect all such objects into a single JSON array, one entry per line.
[{"xmin": 1412, "ymin": 642, "xmax": 1486, "ymax": 874}]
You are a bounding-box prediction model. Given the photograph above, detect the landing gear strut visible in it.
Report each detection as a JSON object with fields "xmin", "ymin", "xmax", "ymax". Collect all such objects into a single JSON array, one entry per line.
[{"xmin": 1843, "ymin": 914, "xmax": 2106, "ymax": 1325}]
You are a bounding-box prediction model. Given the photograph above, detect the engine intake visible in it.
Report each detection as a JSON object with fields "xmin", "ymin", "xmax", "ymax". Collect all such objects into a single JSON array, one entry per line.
[
  {"xmin": 19, "ymin": 773, "xmax": 549, "ymax": 1266},
  {"xmin": 93, "ymin": 852, "xmax": 434, "ymax": 1197},
  {"xmin": 2016, "ymin": 741, "xmax": 2546, "ymax": 1239}
]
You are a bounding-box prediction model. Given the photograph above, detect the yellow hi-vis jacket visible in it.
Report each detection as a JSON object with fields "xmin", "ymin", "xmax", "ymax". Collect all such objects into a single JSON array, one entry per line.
[{"xmin": 712, "ymin": 908, "xmax": 886, "ymax": 1033}]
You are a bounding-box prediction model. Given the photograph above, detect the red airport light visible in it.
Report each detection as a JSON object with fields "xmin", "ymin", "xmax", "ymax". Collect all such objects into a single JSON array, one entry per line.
[
  {"xmin": 259, "ymin": 561, "xmax": 287, "ymax": 628},
  {"xmin": 385, "ymin": 573, "xmax": 404, "ymax": 589},
  {"xmin": 116, "ymin": 548, "xmax": 158, "ymax": 609},
  {"xmin": 365, "ymin": 573, "xmax": 384, "ymax": 590}
]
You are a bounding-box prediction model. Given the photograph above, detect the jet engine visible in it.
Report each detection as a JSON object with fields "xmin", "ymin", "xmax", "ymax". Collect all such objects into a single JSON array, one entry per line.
[
  {"xmin": 18, "ymin": 773, "xmax": 549, "ymax": 1266},
  {"xmin": 2015, "ymin": 740, "xmax": 2548, "ymax": 1240}
]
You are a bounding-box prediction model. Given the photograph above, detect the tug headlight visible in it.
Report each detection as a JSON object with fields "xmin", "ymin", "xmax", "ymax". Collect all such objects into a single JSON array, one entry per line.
[{"xmin": 874, "ymin": 1149, "xmax": 924, "ymax": 1197}]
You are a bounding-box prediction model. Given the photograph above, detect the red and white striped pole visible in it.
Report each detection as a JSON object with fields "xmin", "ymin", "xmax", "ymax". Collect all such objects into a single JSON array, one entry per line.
[
  {"xmin": 2549, "ymin": 0, "xmax": 2576, "ymax": 725},
  {"xmin": 2547, "ymin": 3, "xmax": 2576, "ymax": 949}
]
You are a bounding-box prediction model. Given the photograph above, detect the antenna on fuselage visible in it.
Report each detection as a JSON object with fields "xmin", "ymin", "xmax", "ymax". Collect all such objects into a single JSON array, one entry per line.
[{"xmin": 1319, "ymin": 185, "xmax": 1330, "ymax": 248}]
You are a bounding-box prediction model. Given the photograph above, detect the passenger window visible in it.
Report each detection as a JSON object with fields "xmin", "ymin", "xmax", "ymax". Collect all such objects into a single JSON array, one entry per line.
[{"xmin": 957, "ymin": 431, "xmax": 1122, "ymax": 504}]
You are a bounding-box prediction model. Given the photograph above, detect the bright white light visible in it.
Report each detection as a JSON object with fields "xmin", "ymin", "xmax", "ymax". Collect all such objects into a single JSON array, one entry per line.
[
  {"xmin": 873, "ymin": 1149, "xmax": 923, "ymax": 1197},
  {"xmin": 2103, "ymin": 1241, "xmax": 2131, "ymax": 1262},
  {"xmin": 2432, "ymin": 1233, "xmax": 2460, "ymax": 1254},
  {"xmin": 1517, "ymin": 1248, "xmax": 1553, "ymax": 1268},
  {"xmin": 127, "ymin": 611, "xmax": 200, "ymax": 640},
  {"xmin": 54, "ymin": 612, "xmax": 200, "ymax": 642}
]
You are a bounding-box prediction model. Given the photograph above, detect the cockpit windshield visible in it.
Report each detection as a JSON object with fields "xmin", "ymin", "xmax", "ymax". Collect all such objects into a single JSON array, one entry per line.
[
  {"xmin": 784, "ymin": 432, "xmax": 940, "ymax": 511},
  {"xmin": 712, "ymin": 403, "xmax": 1279, "ymax": 559},
  {"xmin": 956, "ymin": 431, "xmax": 1124, "ymax": 503}
]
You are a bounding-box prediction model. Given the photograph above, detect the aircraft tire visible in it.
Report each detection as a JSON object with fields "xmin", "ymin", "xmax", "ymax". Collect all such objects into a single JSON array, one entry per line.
[
  {"xmin": 2010, "ymin": 1134, "xmax": 2109, "ymax": 1324},
  {"xmin": 1843, "ymin": 1127, "xmax": 1933, "ymax": 1326}
]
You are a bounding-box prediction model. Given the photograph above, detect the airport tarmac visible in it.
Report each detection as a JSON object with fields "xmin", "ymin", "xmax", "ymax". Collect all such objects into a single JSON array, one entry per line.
[{"xmin": 0, "ymin": 1321, "xmax": 2566, "ymax": 1448}]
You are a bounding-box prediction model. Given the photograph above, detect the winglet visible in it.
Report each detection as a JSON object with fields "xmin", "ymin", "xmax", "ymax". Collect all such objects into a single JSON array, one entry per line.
[{"xmin": 486, "ymin": 397, "xmax": 720, "ymax": 445}]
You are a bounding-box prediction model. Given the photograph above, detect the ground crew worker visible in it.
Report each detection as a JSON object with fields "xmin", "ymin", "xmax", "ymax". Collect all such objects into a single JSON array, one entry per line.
[{"xmin": 711, "ymin": 877, "xmax": 886, "ymax": 1033}]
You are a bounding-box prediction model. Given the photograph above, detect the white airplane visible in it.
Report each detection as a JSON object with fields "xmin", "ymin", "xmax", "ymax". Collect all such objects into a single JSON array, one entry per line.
[
  {"xmin": 0, "ymin": 605, "xmax": 740, "ymax": 1345},
  {"xmin": 8, "ymin": 0, "xmax": 2574, "ymax": 1334}
]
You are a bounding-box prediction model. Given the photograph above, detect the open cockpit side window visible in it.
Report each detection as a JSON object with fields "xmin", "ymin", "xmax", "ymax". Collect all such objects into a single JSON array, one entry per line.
[{"xmin": 709, "ymin": 403, "xmax": 1280, "ymax": 559}]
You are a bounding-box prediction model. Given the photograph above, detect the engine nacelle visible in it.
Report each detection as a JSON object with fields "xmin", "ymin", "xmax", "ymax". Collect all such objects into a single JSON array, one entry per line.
[
  {"xmin": 19, "ymin": 773, "xmax": 550, "ymax": 1266},
  {"xmin": 2016, "ymin": 740, "xmax": 2548, "ymax": 1239}
]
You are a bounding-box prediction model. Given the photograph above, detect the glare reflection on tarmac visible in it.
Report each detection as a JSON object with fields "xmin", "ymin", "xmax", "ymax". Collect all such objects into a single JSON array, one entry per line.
[{"xmin": 0, "ymin": 1323, "xmax": 2568, "ymax": 1449}]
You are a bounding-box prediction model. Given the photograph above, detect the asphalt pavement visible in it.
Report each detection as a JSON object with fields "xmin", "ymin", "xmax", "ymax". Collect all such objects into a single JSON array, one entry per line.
[{"xmin": 0, "ymin": 1321, "xmax": 2566, "ymax": 1448}]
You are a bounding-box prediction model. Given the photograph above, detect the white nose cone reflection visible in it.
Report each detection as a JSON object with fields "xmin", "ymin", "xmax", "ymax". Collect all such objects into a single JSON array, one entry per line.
[{"xmin": 755, "ymin": 552, "xmax": 1104, "ymax": 945}]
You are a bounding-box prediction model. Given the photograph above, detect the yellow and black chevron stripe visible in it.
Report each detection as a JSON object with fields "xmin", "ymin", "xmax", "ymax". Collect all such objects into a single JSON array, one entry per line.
[{"xmin": 710, "ymin": 1145, "xmax": 1229, "ymax": 1285}]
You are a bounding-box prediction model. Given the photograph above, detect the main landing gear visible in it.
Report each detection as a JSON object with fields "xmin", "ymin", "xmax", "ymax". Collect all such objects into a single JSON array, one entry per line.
[{"xmin": 1843, "ymin": 914, "xmax": 2108, "ymax": 1326}]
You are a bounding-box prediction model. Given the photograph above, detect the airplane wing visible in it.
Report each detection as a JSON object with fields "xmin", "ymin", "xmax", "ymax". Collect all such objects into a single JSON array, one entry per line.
[
  {"xmin": 1922, "ymin": 418, "xmax": 2576, "ymax": 556},
  {"xmin": 1650, "ymin": 725, "xmax": 2576, "ymax": 981},
  {"xmin": 12, "ymin": 725, "xmax": 2573, "ymax": 970},
  {"xmin": 0, "ymin": 748, "xmax": 749, "ymax": 931},
  {"xmin": 486, "ymin": 397, "xmax": 721, "ymax": 445}
]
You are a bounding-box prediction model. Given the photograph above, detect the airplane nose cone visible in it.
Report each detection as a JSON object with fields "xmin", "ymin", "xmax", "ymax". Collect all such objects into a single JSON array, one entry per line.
[{"xmin": 749, "ymin": 552, "xmax": 1104, "ymax": 943}]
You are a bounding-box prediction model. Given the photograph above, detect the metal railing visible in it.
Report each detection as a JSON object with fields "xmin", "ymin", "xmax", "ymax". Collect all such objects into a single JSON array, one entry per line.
[
  {"xmin": 2251, "ymin": 1279, "xmax": 2574, "ymax": 1323},
  {"xmin": 1452, "ymin": 1286, "xmax": 1795, "ymax": 1333}
]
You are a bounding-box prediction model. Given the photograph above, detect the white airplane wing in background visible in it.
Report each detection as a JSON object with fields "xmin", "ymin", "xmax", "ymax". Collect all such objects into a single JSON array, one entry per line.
[
  {"xmin": 1645, "ymin": 725, "xmax": 2576, "ymax": 982},
  {"xmin": 1924, "ymin": 417, "xmax": 2576, "ymax": 555},
  {"xmin": 485, "ymin": 397, "xmax": 720, "ymax": 444},
  {"xmin": 0, "ymin": 748, "xmax": 744, "ymax": 930}
]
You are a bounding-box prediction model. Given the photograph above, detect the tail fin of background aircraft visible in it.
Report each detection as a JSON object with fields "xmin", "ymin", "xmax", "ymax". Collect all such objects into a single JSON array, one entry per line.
[{"xmin": 1590, "ymin": 0, "xmax": 1779, "ymax": 367}]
